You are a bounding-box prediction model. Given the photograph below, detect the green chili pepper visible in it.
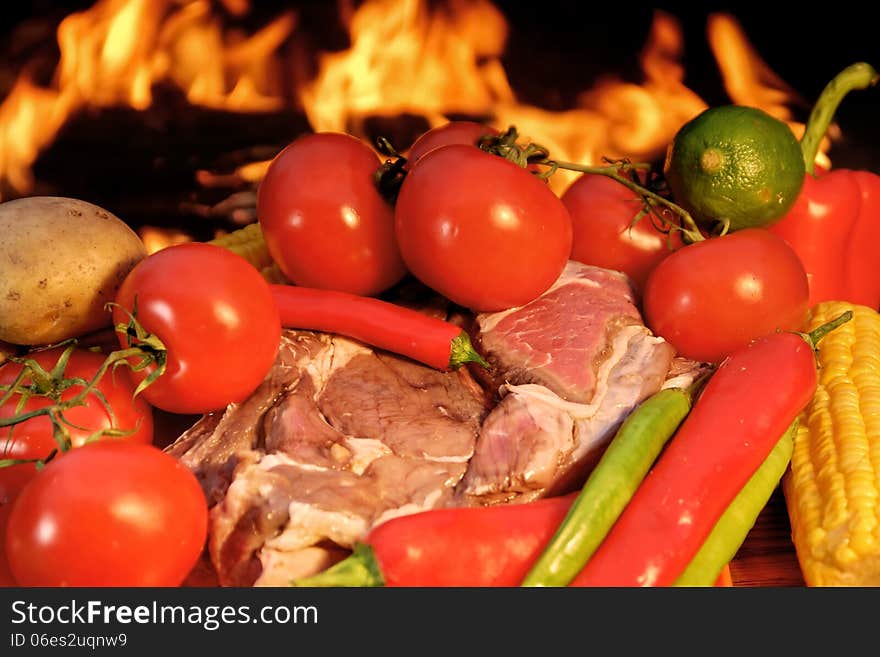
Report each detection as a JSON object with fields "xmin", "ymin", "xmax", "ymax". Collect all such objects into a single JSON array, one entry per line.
[
  {"xmin": 521, "ymin": 385, "xmax": 694, "ymax": 587},
  {"xmin": 673, "ymin": 420, "xmax": 797, "ymax": 587}
]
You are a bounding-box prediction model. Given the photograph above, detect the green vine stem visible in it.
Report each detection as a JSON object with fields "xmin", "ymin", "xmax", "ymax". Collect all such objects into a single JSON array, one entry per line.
[
  {"xmin": 0, "ymin": 302, "xmax": 166, "ymax": 468},
  {"xmin": 480, "ymin": 127, "xmax": 705, "ymax": 242},
  {"xmin": 540, "ymin": 158, "xmax": 703, "ymax": 240},
  {"xmin": 0, "ymin": 342, "xmax": 145, "ymax": 462},
  {"xmin": 109, "ymin": 300, "xmax": 168, "ymax": 399},
  {"xmin": 800, "ymin": 62, "xmax": 879, "ymax": 176}
]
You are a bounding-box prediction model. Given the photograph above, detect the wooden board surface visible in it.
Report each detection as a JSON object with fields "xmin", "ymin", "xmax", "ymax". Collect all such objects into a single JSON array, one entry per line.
[{"xmin": 729, "ymin": 487, "xmax": 804, "ymax": 587}]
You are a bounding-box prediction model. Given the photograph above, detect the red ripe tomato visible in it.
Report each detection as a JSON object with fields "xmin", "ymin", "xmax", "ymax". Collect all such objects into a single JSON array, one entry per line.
[
  {"xmin": 5, "ymin": 441, "xmax": 208, "ymax": 586},
  {"xmin": 112, "ymin": 242, "xmax": 281, "ymax": 414},
  {"xmin": 0, "ymin": 527, "xmax": 15, "ymax": 585},
  {"xmin": 561, "ymin": 173, "xmax": 683, "ymax": 293},
  {"xmin": 0, "ymin": 458, "xmax": 32, "ymax": 586},
  {"xmin": 643, "ymin": 228, "xmax": 809, "ymax": 364},
  {"xmin": 0, "ymin": 346, "xmax": 154, "ymax": 497},
  {"xmin": 257, "ymin": 132, "xmax": 406, "ymax": 296},
  {"xmin": 406, "ymin": 121, "xmax": 498, "ymax": 168},
  {"xmin": 395, "ymin": 144, "xmax": 572, "ymax": 312}
]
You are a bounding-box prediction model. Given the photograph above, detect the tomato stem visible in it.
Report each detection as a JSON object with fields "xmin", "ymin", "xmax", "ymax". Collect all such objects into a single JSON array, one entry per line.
[
  {"xmin": 0, "ymin": 320, "xmax": 161, "ymax": 467},
  {"xmin": 479, "ymin": 126, "xmax": 704, "ymax": 243},
  {"xmin": 482, "ymin": 126, "xmax": 550, "ymax": 168},
  {"xmin": 373, "ymin": 137, "xmax": 409, "ymax": 205},
  {"xmin": 540, "ymin": 158, "xmax": 704, "ymax": 241},
  {"xmin": 800, "ymin": 62, "xmax": 879, "ymax": 176},
  {"xmin": 108, "ymin": 300, "xmax": 168, "ymax": 400},
  {"xmin": 0, "ymin": 451, "xmax": 55, "ymax": 470}
]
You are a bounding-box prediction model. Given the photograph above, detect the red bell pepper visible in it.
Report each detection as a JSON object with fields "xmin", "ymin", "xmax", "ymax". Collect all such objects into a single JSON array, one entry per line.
[{"xmin": 769, "ymin": 63, "xmax": 880, "ymax": 310}]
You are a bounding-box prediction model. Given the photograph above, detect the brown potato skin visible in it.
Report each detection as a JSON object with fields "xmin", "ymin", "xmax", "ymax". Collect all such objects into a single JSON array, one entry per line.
[{"xmin": 0, "ymin": 196, "xmax": 147, "ymax": 345}]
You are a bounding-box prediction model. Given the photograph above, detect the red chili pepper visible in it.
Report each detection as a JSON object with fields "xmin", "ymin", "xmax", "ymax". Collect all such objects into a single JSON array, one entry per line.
[
  {"xmin": 569, "ymin": 315, "xmax": 849, "ymax": 587},
  {"xmin": 769, "ymin": 63, "xmax": 880, "ymax": 310},
  {"xmin": 291, "ymin": 493, "xmax": 578, "ymax": 587},
  {"xmin": 270, "ymin": 284, "xmax": 486, "ymax": 371}
]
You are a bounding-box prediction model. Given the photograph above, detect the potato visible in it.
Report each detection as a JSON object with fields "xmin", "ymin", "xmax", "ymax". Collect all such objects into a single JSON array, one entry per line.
[{"xmin": 0, "ymin": 196, "xmax": 147, "ymax": 345}]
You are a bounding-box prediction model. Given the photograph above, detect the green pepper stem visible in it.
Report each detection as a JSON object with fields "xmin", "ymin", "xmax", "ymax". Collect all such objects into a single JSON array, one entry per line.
[
  {"xmin": 805, "ymin": 311, "xmax": 853, "ymax": 349},
  {"xmin": 290, "ymin": 543, "xmax": 385, "ymax": 587},
  {"xmin": 449, "ymin": 331, "xmax": 489, "ymax": 370},
  {"xmin": 800, "ymin": 62, "xmax": 879, "ymax": 176}
]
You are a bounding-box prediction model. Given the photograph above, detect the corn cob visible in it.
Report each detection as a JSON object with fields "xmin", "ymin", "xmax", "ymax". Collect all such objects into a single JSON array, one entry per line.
[
  {"xmin": 783, "ymin": 300, "xmax": 880, "ymax": 586},
  {"xmin": 208, "ymin": 223, "xmax": 287, "ymax": 284}
]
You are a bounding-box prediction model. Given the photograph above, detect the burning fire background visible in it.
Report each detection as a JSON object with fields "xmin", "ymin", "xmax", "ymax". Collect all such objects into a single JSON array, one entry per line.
[{"xmin": 1, "ymin": 0, "xmax": 878, "ymax": 249}]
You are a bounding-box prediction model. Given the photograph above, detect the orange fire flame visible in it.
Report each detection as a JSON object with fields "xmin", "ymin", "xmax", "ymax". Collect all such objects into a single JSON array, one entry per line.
[
  {"xmin": 0, "ymin": 0, "xmax": 295, "ymax": 200},
  {"xmin": 0, "ymin": 0, "xmax": 827, "ymax": 248}
]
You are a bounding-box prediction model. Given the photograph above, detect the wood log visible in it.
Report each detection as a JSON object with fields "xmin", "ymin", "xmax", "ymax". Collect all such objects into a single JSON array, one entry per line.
[{"xmin": 26, "ymin": 84, "xmax": 309, "ymax": 234}]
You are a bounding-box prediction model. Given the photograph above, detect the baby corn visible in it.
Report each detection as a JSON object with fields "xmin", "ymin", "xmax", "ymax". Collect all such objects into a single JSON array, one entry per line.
[{"xmin": 209, "ymin": 223, "xmax": 287, "ymax": 283}]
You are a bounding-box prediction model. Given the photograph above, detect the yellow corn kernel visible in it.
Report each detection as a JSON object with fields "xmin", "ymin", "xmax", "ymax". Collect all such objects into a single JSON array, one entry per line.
[
  {"xmin": 783, "ymin": 300, "xmax": 880, "ymax": 586},
  {"xmin": 208, "ymin": 223, "xmax": 287, "ymax": 284}
]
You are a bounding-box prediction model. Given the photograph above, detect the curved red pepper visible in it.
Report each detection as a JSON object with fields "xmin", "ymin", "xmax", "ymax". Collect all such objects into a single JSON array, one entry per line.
[
  {"xmin": 270, "ymin": 285, "xmax": 487, "ymax": 371},
  {"xmin": 769, "ymin": 63, "xmax": 880, "ymax": 310},
  {"xmin": 568, "ymin": 319, "xmax": 838, "ymax": 587}
]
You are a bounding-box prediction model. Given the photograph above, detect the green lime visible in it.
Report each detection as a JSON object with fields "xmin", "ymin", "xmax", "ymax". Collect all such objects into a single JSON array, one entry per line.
[{"xmin": 664, "ymin": 105, "xmax": 805, "ymax": 231}]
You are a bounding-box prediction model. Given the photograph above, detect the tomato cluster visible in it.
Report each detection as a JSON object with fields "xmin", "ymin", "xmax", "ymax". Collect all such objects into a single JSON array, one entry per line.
[
  {"xmin": 257, "ymin": 125, "xmax": 573, "ymax": 312},
  {"xmin": 1, "ymin": 243, "xmax": 282, "ymax": 586}
]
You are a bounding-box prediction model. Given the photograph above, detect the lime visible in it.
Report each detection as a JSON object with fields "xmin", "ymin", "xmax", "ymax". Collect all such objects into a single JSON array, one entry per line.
[{"xmin": 664, "ymin": 105, "xmax": 805, "ymax": 231}]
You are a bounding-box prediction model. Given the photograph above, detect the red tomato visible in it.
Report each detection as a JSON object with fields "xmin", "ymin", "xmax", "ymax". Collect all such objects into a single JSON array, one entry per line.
[
  {"xmin": 561, "ymin": 173, "xmax": 683, "ymax": 293},
  {"xmin": 112, "ymin": 242, "xmax": 281, "ymax": 414},
  {"xmin": 0, "ymin": 346, "xmax": 154, "ymax": 496},
  {"xmin": 406, "ymin": 121, "xmax": 498, "ymax": 168},
  {"xmin": 6, "ymin": 441, "xmax": 208, "ymax": 586},
  {"xmin": 642, "ymin": 228, "xmax": 809, "ymax": 364},
  {"xmin": 0, "ymin": 466, "xmax": 27, "ymax": 587},
  {"xmin": 257, "ymin": 132, "xmax": 406, "ymax": 296},
  {"xmin": 395, "ymin": 144, "xmax": 573, "ymax": 312}
]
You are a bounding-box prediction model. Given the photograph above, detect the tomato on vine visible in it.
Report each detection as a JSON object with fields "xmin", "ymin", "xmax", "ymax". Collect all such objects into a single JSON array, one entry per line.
[
  {"xmin": 561, "ymin": 173, "xmax": 683, "ymax": 294},
  {"xmin": 406, "ymin": 121, "xmax": 498, "ymax": 167},
  {"xmin": 394, "ymin": 144, "xmax": 572, "ymax": 312},
  {"xmin": 0, "ymin": 345, "xmax": 154, "ymax": 499},
  {"xmin": 112, "ymin": 242, "xmax": 281, "ymax": 415}
]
